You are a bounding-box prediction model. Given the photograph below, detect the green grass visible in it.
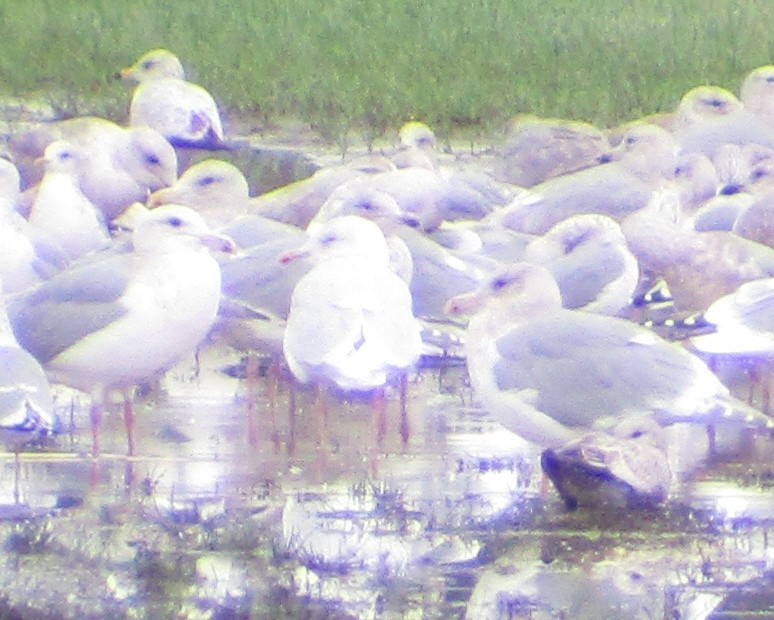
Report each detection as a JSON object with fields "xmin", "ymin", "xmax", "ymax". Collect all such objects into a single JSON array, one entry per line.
[{"xmin": 1, "ymin": 0, "xmax": 774, "ymax": 143}]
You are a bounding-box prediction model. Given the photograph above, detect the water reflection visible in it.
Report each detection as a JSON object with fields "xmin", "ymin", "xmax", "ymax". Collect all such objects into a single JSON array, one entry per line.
[{"xmin": 0, "ymin": 343, "xmax": 772, "ymax": 618}]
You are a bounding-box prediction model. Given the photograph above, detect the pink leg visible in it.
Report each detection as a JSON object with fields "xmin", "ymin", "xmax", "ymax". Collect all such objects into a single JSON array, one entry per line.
[
  {"xmin": 268, "ymin": 357, "xmax": 282, "ymax": 449},
  {"xmin": 372, "ymin": 386, "xmax": 387, "ymax": 447},
  {"xmin": 90, "ymin": 399, "xmax": 103, "ymax": 458},
  {"xmin": 123, "ymin": 391, "xmax": 137, "ymax": 457},
  {"xmin": 399, "ymin": 374, "xmax": 410, "ymax": 445}
]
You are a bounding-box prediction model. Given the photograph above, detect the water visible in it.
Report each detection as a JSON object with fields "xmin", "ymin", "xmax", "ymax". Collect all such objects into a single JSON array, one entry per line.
[
  {"xmin": 3, "ymin": 127, "xmax": 774, "ymax": 618},
  {"xmin": 1, "ymin": 342, "xmax": 773, "ymax": 619}
]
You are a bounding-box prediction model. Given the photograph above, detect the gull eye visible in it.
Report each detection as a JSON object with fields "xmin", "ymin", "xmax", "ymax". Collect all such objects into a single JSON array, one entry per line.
[
  {"xmin": 141, "ymin": 60, "xmax": 155, "ymax": 70},
  {"xmin": 359, "ymin": 201, "xmax": 374, "ymax": 211},
  {"xmin": 167, "ymin": 216, "xmax": 184, "ymax": 228},
  {"xmin": 491, "ymin": 277, "xmax": 511, "ymax": 291},
  {"xmin": 197, "ymin": 175, "xmax": 218, "ymax": 187},
  {"xmin": 145, "ymin": 153, "xmax": 161, "ymax": 165},
  {"xmin": 320, "ymin": 233, "xmax": 337, "ymax": 245}
]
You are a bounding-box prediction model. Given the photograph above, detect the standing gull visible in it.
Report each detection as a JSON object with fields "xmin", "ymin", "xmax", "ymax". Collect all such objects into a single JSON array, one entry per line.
[
  {"xmin": 120, "ymin": 49, "xmax": 225, "ymax": 148},
  {"xmin": 445, "ymin": 262, "xmax": 772, "ymax": 449},
  {"xmin": 10, "ymin": 205, "xmax": 234, "ymax": 456},
  {"xmin": 281, "ymin": 216, "xmax": 422, "ymax": 443}
]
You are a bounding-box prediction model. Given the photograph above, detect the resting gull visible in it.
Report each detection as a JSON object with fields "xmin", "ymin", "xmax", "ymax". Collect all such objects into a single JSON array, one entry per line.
[
  {"xmin": 495, "ymin": 113, "xmax": 610, "ymax": 187},
  {"xmin": 0, "ymin": 282, "xmax": 58, "ymax": 439},
  {"xmin": 28, "ymin": 140, "xmax": 111, "ymax": 261},
  {"xmin": 497, "ymin": 123, "xmax": 678, "ymax": 235},
  {"xmin": 523, "ymin": 213, "xmax": 639, "ymax": 316},
  {"xmin": 120, "ymin": 49, "xmax": 225, "ymax": 148},
  {"xmin": 0, "ymin": 158, "xmax": 67, "ymax": 294},
  {"xmin": 10, "ymin": 119, "xmax": 178, "ymax": 221}
]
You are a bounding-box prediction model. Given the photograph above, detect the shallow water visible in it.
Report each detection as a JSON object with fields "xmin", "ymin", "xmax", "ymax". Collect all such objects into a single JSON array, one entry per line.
[
  {"xmin": 2, "ymin": 343, "xmax": 774, "ymax": 619},
  {"xmin": 2, "ymin": 126, "xmax": 774, "ymax": 618}
]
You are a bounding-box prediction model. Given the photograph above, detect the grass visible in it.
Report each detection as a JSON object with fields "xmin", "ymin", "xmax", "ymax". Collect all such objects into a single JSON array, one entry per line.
[{"xmin": 1, "ymin": 0, "xmax": 774, "ymax": 144}]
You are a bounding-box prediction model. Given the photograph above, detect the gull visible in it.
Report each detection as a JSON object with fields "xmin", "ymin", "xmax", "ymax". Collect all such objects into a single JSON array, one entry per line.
[
  {"xmin": 541, "ymin": 415, "xmax": 672, "ymax": 509},
  {"xmin": 623, "ymin": 187, "xmax": 774, "ymax": 312},
  {"xmin": 282, "ymin": 216, "xmax": 421, "ymax": 392},
  {"xmin": 445, "ymin": 262, "xmax": 772, "ymax": 449},
  {"xmin": 147, "ymin": 157, "xmax": 305, "ymax": 247},
  {"xmin": 10, "ymin": 205, "xmax": 234, "ymax": 456},
  {"xmin": 10, "ymin": 119, "xmax": 178, "ymax": 221},
  {"xmin": 391, "ymin": 120, "xmax": 439, "ymax": 169},
  {"xmin": 148, "ymin": 158, "xmax": 251, "ymax": 228},
  {"xmin": 0, "ymin": 280, "xmax": 58, "ymax": 439},
  {"xmin": 690, "ymin": 277, "xmax": 774, "ymax": 411},
  {"xmin": 27, "ymin": 140, "xmax": 111, "ymax": 261},
  {"xmin": 674, "ymin": 85, "xmax": 774, "ymax": 157},
  {"xmin": 0, "ymin": 158, "xmax": 67, "ymax": 294},
  {"xmin": 281, "ymin": 216, "xmax": 422, "ymax": 443},
  {"xmin": 523, "ymin": 213, "xmax": 639, "ymax": 316},
  {"xmin": 309, "ymin": 182, "xmax": 500, "ymax": 320},
  {"xmin": 495, "ymin": 113, "xmax": 610, "ymax": 187},
  {"xmin": 740, "ymin": 65, "xmax": 774, "ymax": 124},
  {"xmin": 497, "ymin": 123, "xmax": 678, "ymax": 235},
  {"xmin": 120, "ymin": 49, "xmax": 225, "ymax": 148}
]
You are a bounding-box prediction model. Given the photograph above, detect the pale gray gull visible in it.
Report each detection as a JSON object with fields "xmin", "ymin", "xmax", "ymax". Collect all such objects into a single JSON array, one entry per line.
[
  {"xmin": 690, "ymin": 277, "xmax": 774, "ymax": 411},
  {"xmin": 282, "ymin": 215, "xmax": 422, "ymax": 393},
  {"xmin": 27, "ymin": 140, "xmax": 111, "ymax": 261},
  {"xmin": 674, "ymin": 85, "xmax": 774, "ymax": 157},
  {"xmin": 10, "ymin": 119, "xmax": 178, "ymax": 221},
  {"xmin": 497, "ymin": 123, "xmax": 679, "ymax": 235},
  {"xmin": 120, "ymin": 49, "xmax": 225, "ymax": 148},
  {"xmin": 445, "ymin": 262, "xmax": 773, "ymax": 449},
  {"xmin": 10, "ymin": 205, "xmax": 235, "ymax": 455},
  {"xmin": 0, "ymin": 158, "xmax": 67, "ymax": 294},
  {"xmin": 523, "ymin": 213, "xmax": 639, "ymax": 315},
  {"xmin": 0, "ymin": 281, "xmax": 58, "ymax": 438}
]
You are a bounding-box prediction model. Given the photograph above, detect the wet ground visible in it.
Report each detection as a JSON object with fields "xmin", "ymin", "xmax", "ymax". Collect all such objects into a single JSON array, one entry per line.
[
  {"xmin": 2, "ymin": 116, "xmax": 774, "ymax": 618},
  {"xmin": 3, "ymin": 343, "xmax": 774, "ymax": 620}
]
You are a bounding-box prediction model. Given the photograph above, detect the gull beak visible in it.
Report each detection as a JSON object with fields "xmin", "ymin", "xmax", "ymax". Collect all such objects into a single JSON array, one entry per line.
[
  {"xmin": 147, "ymin": 187, "xmax": 176, "ymax": 208},
  {"xmin": 200, "ymin": 232, "xmax": 237, "ymax": 254},
  {"xmin": 444, "ymin": 290, "xmax": 484, "ymax": 316},
  {"xmin": 278, "ymin": 246, "xmax": 310, "ymax": 265}
]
